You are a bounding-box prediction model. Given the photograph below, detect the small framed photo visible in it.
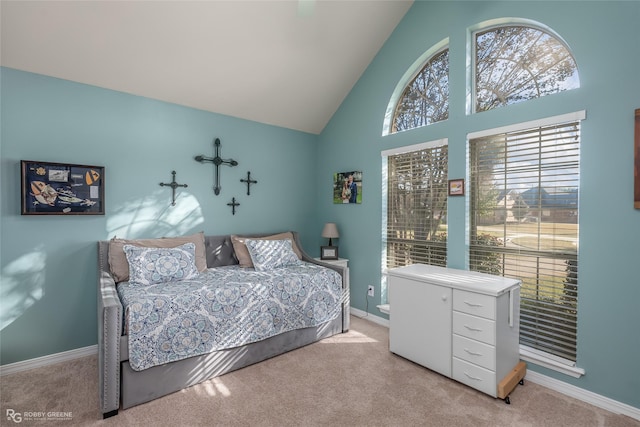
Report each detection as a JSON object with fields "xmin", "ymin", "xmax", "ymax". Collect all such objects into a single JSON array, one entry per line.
[
  {"xmin": 21, "ymin": 160, "xmax": 105, "ymax": 215},
  {"xmin": 334, "ymin": 171, "xmax": 362, "ymax": 204},
  {"xmin": 320, "ymin": 246, "xmax": 339, "ymax": 260},
  {"xmin": 448, "ymin": 179, "xmax": 465, "ymax": 196}
]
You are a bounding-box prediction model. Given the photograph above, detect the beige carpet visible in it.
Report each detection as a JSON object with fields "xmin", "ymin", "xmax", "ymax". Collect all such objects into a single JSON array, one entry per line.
[{"xmin": 1, "ymin": 315, "xmax": 638, "ymax": 426}]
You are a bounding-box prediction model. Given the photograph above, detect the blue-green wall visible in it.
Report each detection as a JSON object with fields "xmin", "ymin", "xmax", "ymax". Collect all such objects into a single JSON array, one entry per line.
[
  {"xmin": 0, "ymin": 67, "xmax": 320, "ymax": 364},
  {"xmin": 316, "ymin": 1, "xmax": 640, "ymax": 409}
]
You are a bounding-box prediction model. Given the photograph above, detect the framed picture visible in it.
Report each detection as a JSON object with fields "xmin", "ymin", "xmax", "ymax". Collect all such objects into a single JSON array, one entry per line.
[
  {"xmin": 333, "ymin": 171, "xmax": 362, "ymax": 204},
  {"xmin": 320, "ymin": 246, "xmax": 339, "ymax": 260},
  {"xmin": 21, "ymin": 160, "xmax": 105, "ymax": 215},
  {"xmin": 448, "ymin": 178, "xmax": 465, "ymax": 196}
]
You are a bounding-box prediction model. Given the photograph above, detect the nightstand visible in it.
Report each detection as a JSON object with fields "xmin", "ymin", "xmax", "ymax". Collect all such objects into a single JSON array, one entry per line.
[
  {"xmin": 314, "ymin": 257, "xmax": 349, "ymax": 284},
  {"xmin": 314, "ymin": 257, "xmax": 348, "ymax": 269}
]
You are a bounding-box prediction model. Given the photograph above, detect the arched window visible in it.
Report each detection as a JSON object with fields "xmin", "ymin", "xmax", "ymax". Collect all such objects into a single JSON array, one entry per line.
[
  {"xmin": 474, "ymin": 23, "xmax": 579, "ymax": 112},
  {"xmin": 383, "ymin": 40, "xmax": 449, "ymax": 135}
]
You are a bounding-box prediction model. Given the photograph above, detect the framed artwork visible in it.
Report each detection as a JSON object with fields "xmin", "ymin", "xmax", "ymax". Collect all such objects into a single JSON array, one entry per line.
[
  {"xmin": 635, "ymin": 109, "xmax": 639, "ymax": 209},
  {"xmin": 448, "ymin": 178, "xmax": 465, "ymax": 196},
  {"xmin": 333, "ymin": 171, "xmax": 362, "ymax": 204},
  {"xmin": 21, "ymin": 160, "xmax": 105, "ymax": 215},
  {"xmin": 321, "ymin": 246, "xmax": 339, "ymax": 260}
]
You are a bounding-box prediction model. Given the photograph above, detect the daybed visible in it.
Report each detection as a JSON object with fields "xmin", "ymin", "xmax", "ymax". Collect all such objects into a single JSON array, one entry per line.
[{"xmin": 98, "ymin": 231, "xmax": 350, "ymax": 418}]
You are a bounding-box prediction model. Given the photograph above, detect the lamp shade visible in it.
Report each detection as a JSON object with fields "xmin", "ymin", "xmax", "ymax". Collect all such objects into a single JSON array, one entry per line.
[{"xmin": 321, "ymin": 223, "xmax": 339, "ymax": 239}]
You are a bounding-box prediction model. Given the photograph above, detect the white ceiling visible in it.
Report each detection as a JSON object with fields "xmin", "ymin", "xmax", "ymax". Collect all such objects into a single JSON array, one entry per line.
[{"xmin": 1, "ymin": 0, "xmax": 413, "ymax": 134}]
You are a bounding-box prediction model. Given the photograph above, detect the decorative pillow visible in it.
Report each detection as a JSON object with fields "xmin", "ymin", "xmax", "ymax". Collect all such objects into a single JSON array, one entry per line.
[
  {"xmin": 108, "ymin": 232, "xmax": 206, "ymax": 282},
  {"xmin": 231, "ymin": 232, "xmax": 302, "ymax": 268},
  {"xmin": 123, "ymin": 242, "xmax": 199, "ymax": 285},
  {"xmin": 244, "ymin": 239, "xmax": 301, "ymax": 271}
]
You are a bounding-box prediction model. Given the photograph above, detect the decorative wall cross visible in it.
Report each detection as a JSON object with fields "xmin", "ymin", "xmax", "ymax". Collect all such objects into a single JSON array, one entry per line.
[
  {"xmin": 194, "ymin": 138, "xmax": 238, "ymax": 195},
  {"xmin": 227, "ymin": 197, "xmax": 240, "ymax": 215},
  {"xmin": 240, "ymin": 171, "xmax": 258, "ymax": 195},
  {"xmin": 159, "ymin": 171, "xmax": 188, "ymax": 206}
]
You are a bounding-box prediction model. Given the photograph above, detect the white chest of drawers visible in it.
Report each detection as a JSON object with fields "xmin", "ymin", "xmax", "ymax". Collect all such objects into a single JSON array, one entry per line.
[{"xmin": 388, "ymin": 264, "xmax": 521, "ymax": 399}]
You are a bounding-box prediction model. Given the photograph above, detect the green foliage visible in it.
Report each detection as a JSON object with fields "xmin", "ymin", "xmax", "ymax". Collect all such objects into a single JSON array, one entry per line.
[
  {"xmin": 470, "ymin": 233, "xmax": 503, "ymax": 275},
  {"xmin": 562, "ymin": 259, "xmax": 578, "ymax": 308}
]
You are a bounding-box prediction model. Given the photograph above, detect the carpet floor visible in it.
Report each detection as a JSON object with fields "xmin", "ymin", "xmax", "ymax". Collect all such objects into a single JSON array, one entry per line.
[{"xmin": 1, "ymin": 315, "xmax": 638, "ymax": 426}]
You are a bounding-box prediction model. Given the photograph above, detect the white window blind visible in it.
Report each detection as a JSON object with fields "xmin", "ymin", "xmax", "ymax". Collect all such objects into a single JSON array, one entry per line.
[
  {"xmin": 469, "ymin": 119, "xmax": 580, "ymax": 361},
  {"xmin": 383, "ymin": 142, "xmax": 448, "ymax": 269}
]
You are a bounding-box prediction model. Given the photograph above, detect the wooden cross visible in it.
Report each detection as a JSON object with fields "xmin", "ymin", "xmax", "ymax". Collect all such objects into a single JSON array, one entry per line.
[
  {"xmin": 240, "ymin": 171, "xmax": 258, "ymax": 195},
  {"xmin": 227, "ymin": 197, "xmax": 240, "ymax": 215},
  {"xmin": 159, "ymin": 171, "xmax": 188, "ymax": 206}
]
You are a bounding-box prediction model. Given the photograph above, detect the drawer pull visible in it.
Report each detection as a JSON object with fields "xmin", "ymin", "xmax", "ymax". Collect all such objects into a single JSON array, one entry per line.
[
  {"xmin": 464, "ymin": 372, "xmax": 483, "ymax": 381},
  {"xmin": 464, "ymin": 348, "xmax": 483, "ymax": 356},
  {"xmin": 464, "ymin": 300, "xmax": 483, "ymax": 308},
  {"xmin": 464, "ymin": 324, "xmax": 483, "ymax": 332}
]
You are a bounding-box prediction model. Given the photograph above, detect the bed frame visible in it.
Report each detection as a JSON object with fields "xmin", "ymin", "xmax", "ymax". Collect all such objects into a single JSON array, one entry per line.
[{"xmin": 98, "ymin": 232, "xmax": 350, "ymax": 418}]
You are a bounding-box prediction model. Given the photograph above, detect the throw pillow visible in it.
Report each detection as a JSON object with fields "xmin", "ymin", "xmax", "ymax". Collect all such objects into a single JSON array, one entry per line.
[
  {"xmin": 123, "ymin": 242, "xmax": 199, "ymax": 285},
  {"xmin": 108, "ymin": 231, "xmax": 206, "ymax": 282},
  {"xmin": 231, "ymin": 232, "xmax": 302, "ymax": 268},
  {"xmin": 244, "ymin": 239, "xmax": 301, "ymax": 271}
]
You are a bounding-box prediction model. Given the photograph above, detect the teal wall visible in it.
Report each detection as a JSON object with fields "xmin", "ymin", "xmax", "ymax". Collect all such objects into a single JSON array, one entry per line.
[
  {"xmin": 316, "ymin": 1, "xmax": 640, "ymax": 409},
  {"xmin": 0, "ymin": 67, "xmax": 320, "ymax": 364}
]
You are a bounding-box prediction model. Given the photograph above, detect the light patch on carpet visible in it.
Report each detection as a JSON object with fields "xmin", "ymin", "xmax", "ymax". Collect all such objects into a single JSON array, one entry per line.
[
  {"xmin": 186, "ymin": 377, "xmax": 231, "ymax": 398},
  {"xmin": 319, "ymin": 330, "xmax": 378, "ymax": 344}
]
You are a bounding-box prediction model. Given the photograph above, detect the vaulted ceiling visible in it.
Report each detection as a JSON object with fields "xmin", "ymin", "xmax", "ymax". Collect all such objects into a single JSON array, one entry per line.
[{"xmin": 1, "ymin": 1, "xmax": 413, "ymax": 134}]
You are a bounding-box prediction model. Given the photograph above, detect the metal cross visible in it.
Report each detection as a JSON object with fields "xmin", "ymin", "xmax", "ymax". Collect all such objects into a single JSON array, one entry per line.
[
  {"xmin": 227, "ymin": 197, "xmax": 240, "ymax": 215},
  {"xmin": 159, "ymin": 171, "xmax": 188, "ymax": 206},
  {"xmin": 194, "ymin": 138, "xmax": 238, "ymax": 195},
  {"xmin": 240, "ymin": 171, "xmax": 258, "ymax": 195}
]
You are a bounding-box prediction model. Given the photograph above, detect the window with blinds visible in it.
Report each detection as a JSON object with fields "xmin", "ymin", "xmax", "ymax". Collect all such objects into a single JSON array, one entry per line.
[
  {"xmin": 469, "ymin": 117, "xmax": 581, "ymax": 362},
  {"xmin": 383, "ymin": 141, "xmax": 448, "ymax": 269}
]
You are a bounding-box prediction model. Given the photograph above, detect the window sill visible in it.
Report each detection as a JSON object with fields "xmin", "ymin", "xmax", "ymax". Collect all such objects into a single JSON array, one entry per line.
[
  {"xmin": 519, "ymin": 346, "xmax": 585, "ymax": 378},
  {"xmin": 377, "ymin": 304, "xmax": 390, "ymax": 315}
]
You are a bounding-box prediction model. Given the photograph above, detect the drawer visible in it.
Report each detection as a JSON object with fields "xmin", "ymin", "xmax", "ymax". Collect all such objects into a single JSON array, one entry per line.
[
  {"xmin": 453, "ymin": 357, "xmax": 497, "ymax": 397},
  {"xmin": 453, "ymin": 289, "xmax": 495, "ymax": 320},
  {"xmin": 453, "ymin": 311, "xmax": 495, "ymax": 345},
  {"xmin": 453, "ymin": 334, "xmax": 496, "ymax": 371}
]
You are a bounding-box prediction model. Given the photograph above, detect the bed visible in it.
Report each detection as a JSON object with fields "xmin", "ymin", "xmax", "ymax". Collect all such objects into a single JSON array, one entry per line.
[{"xmin": 98, "ymin": 231, "xmax": 350, "ymax": 418}]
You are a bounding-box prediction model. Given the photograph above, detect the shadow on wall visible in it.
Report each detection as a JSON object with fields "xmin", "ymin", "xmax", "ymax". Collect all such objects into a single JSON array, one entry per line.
[
  {"xmin": 0, "ymin": 246, "xmax": 46, "ymax": 331},
  {"xmin": 107, "ymin": 189, "xmax": 204, "ymax": 239},
  {"xmin": 0, "ymin": 189, "xmax": 204, "ymax": 336}
]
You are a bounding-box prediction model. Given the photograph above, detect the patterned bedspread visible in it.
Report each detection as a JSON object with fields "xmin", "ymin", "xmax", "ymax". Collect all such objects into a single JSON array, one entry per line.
[{"xmin": 117, "ymin": 262, "xmax": 343, "ymax": 371}]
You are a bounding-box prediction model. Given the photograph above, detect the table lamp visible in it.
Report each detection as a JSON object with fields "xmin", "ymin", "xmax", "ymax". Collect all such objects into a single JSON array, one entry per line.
[{"xmin": 321, "ymin": 223, "xmax": 339, "ymax": 260}]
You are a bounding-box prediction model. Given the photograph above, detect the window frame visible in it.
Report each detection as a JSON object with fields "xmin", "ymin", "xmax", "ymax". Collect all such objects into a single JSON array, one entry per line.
[
  {"xmin": 382, "ymin": 39, "xmax": 449, "ymax": 136},
  {"xmin": 466, "ymin": 18, "xmax": 579, "ymax": 116}
]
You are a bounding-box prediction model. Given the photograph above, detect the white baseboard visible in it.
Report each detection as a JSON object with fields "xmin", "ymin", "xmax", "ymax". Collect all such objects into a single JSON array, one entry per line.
[
  {"xmin": 350, "ymin": 306, "xmax": 389, "ymax": 327},
  {"xmin": 525, "ymin": 370, "xmax": 640, "ymax": 421},
  {"xmin": 0, "ymin": 345, "xmax": 97, "ymax": 376}
]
